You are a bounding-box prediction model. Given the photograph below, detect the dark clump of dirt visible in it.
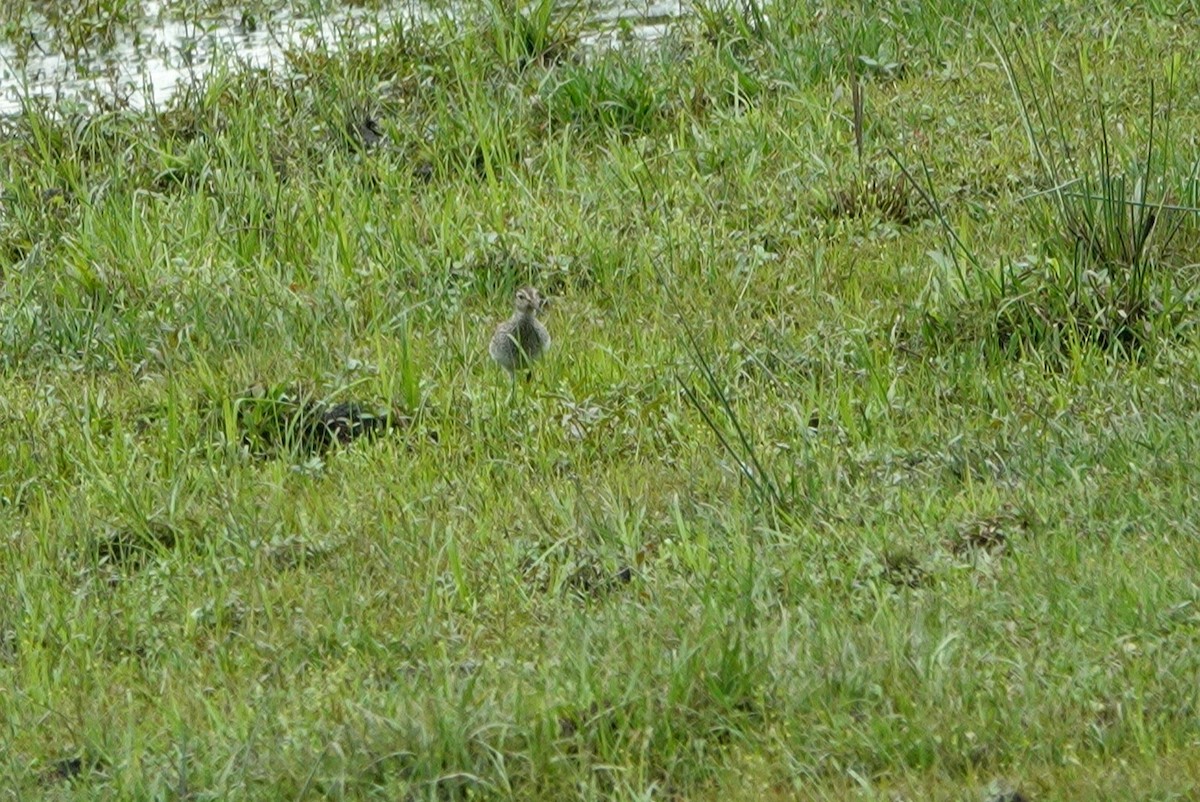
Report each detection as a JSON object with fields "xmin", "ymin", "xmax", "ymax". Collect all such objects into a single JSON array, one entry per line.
[
  {"xmin": 566, "ymin": 560, "xmax": 635, "ymax": 600},
  {"xmin": 95, "ymin": 520, "xmax": 181, "ymax": 570},
  {"xmin": 983, "ymin": 785, "xmax": 1030, "ymax": 802},
  {"xmin": 558, "ymin": 700, "xmax": 603, "ymax": 740},
  {"xmin": 41, "ymin": 753, "xmax": 108, "ymax": 785},
  {"xmin": 519, "ymin": 543, "xmax": 644, "ymax": 603},
  {"xmin": 308, "ymin": 401, "xmax": 397, "ymax": 450},
  {"xmin": 950, "ymin": 509, "xmax": 1032, "ymax": 557},
  {"xmin": 346, "ymin": 110, "xmax": 387, "ymax": 151},
  {"xmin": 410, "ymin": 160, "xmax": 435, "ymax": 183},
  {"xmin": 825, "ymin": 169, "xmax": 915, "ymax": 225},
  {"xmin": 229, "ymin": 384, "xmax": 409, "ymax": 459},
  {"xmin": 878, "ymin": 548, "xmax": 930, "ymax": 589}
]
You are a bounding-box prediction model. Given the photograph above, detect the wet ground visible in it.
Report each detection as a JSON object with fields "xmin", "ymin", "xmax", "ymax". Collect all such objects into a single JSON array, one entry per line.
[{"xmin": 0, "ymin": 0, "xmax": 684, "ymax": 114}]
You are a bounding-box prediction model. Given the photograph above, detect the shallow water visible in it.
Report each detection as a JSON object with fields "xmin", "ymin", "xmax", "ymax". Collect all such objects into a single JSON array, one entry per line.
[{"xmin": 0, "ymin": 0, "xmax": 684, "ymax": 115}]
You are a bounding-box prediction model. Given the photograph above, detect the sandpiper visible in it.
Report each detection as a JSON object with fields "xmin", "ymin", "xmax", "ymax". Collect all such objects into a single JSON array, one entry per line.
[{"xmin": 489, "ymin": 286, "xmax": 550, "ymax": 383}]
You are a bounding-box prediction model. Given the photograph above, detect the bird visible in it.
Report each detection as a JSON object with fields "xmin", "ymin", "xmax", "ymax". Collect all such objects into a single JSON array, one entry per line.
[{"xmin": 489, "ymin": 286, "xmax": 550, "ymax": 384}]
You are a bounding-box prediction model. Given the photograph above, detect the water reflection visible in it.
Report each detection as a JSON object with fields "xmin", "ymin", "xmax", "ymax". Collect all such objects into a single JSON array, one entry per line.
[{"xmin": 0, "ymin": 0, "xmax": 684, "ymax": 115}]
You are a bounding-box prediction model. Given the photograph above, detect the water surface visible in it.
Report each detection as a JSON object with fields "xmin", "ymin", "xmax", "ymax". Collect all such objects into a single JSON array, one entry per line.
[{"xmin": 0, "ymin": 0, "xmax": 685, "ymax": 115}]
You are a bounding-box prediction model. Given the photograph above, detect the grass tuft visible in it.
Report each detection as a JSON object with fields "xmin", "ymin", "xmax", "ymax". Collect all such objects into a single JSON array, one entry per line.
[
  {"xmin": 483, "ymin": 0, "xmax": 581, "ymax": 71},
  {"xmin": 544, "ymin": 55, "xmax": 670, "ymax": 137}
]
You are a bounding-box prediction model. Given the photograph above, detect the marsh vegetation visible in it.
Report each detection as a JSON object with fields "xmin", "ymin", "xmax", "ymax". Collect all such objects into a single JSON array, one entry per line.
[{"xmin": 2, "ymin": 0, "xmax": 1200, "ymax": 799}]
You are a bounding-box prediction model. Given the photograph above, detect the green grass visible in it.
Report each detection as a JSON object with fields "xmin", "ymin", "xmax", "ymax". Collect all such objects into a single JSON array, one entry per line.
[{"xmin": 3, "ymin": 1, "xmax": 1200, "ymax": 799}]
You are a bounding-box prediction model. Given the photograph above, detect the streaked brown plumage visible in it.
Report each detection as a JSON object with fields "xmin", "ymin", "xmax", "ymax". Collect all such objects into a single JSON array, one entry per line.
[{"xmin": 489, "ymin": 286, "xmax": 550, "ymax": 380}]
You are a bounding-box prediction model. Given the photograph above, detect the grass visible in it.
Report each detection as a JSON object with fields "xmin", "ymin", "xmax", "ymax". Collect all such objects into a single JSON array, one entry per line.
[{"xmin": 3, "ymin": 0, "xmax": 1200, "ymax": 799}]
